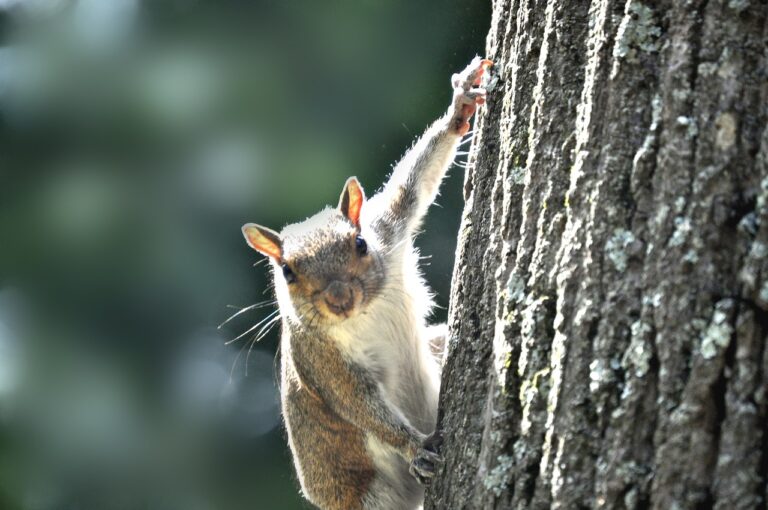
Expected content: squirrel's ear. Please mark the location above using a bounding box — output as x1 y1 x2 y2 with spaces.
338 176 365 227
242 224 282 260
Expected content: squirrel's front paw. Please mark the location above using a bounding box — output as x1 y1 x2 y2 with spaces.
408 431 444 486
450 57 493 136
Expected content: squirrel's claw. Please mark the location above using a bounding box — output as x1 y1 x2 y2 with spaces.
409 447 443 486
450 57 492 135
451 56 493 91
422 429 444 453
409 431 445 486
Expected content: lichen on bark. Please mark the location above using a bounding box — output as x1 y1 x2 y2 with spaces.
426 0 768 508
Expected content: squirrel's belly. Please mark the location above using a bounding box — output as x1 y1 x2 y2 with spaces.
339 305 439 434
378 330 440 434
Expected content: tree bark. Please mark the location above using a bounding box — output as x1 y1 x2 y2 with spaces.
426 1 768 509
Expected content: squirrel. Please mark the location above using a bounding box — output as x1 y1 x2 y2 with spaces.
241 57 491 510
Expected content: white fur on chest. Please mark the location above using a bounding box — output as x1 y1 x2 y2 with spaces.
331 281 419 394
329 245 440 429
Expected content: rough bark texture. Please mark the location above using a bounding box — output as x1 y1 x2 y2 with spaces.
426 1 768 508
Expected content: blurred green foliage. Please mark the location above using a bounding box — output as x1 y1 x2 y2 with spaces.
0 1 489 508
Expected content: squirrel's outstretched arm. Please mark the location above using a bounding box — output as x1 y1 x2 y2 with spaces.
369 58 491 243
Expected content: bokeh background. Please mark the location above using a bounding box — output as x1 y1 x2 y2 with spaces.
0 1 490 508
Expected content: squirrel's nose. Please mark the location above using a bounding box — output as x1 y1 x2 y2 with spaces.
323 281 354 314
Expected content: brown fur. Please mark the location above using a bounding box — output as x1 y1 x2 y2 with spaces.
285 229 379 324
283 356 375 509
282 327 421 509
241 58 491 509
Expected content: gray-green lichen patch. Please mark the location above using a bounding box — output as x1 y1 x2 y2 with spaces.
699 301 734 359
589 359 615 392
691 318 708 333
654 204 670 229
676 115 698 138
698 62 718 76
615 2 661 56
483 454 514 496
606 229 636 272
682 249 699 264
674 197 686 214
757 177 768 213
669 216 692 247
728 0 750 12
738 212 757 236
642 292 662 308
672 89 690 102
622 320 653 377
760 281 768 303
649 94 662 125
740 239 765 288
611 2 661 77
751 241 767 259
509 166 526 185
505 272 526 304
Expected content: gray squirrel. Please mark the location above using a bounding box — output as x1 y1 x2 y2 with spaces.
241 57 491 510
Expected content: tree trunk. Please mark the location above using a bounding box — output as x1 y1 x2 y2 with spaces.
426 1 768 509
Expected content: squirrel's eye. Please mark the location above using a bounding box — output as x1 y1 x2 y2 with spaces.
282 264 296 284
355 235 368 256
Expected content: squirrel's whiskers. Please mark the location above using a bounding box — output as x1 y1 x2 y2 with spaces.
238 57 491 510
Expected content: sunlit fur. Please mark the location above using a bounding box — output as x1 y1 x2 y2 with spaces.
270 205 441 508
337 240 440 509
253 57 489 510
272 205 440 426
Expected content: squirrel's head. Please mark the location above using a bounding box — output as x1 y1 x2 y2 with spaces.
242 177 385 327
